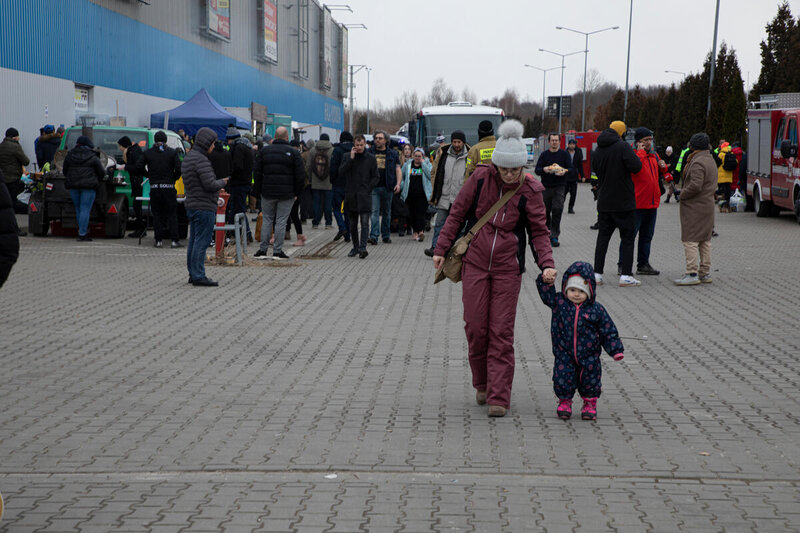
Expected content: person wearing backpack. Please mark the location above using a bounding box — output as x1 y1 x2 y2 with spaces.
715 142 736 210
307 134 334 229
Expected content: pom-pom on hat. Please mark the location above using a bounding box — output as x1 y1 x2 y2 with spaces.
491 119 528 168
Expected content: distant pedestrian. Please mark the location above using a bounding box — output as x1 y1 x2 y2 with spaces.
534 133 572 247
340 134 379 258
63 136 105 242
619 127 664 276
399 147 432 241
536 261 624 421
714 141 735 209
367 131 401 245
181 127 228 286
307 133 334 229
0 171 20 288
130 130 183 248
0 127 31 234
35 124 61 170
663 145 680 203
330 131 354 242
253 126 305 260
117 136 146 238
433 120 556 417
464 120 496 180
425 130 468 257
591 121 643 287
226 126 254 242
565 138 584 214
675 133 717 286
299 139 314 222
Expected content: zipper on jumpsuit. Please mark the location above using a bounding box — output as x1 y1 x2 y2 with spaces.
487 189 505 271
573 303 582 383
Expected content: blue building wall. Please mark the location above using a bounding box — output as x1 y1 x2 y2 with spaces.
0 0 343 129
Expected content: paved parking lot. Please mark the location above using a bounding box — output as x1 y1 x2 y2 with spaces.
1 184 799 532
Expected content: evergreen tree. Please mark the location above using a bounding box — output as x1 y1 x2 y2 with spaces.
752 1 797 100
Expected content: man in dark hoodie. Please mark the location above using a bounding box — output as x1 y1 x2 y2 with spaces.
63 136 106 241
330 131 353 241
591 120 643 287
129 130 182 248
181 127 228 286
226 126 254 242
0 170 20 288
117 136 146 238
35 125 62 170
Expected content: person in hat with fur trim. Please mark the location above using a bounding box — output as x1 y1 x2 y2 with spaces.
433 119 556 418
536 261 624 421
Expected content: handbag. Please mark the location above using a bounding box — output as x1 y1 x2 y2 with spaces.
434 177 524 284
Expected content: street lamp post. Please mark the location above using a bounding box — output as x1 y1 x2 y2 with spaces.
707 0 721 118
348 64 367 133
366 67 371 135
556 25 619 131
539 48 583 134
624 0 633 123
524 64 560 131
664 70 687 79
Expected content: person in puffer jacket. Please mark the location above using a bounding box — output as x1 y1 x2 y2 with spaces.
536 261 624 421
433 120 556 418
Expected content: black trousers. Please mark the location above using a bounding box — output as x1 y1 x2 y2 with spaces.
542 185 565 239
130 174 144 230
565 181 578 211
348 211 370 251
285 198 302 235
406 191 428 233
594 210 636 276
150 187 178 241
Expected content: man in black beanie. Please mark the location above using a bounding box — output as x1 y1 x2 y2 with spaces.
330 131 354 241
465 120 496 179
128 131 182 248
117 135 146 238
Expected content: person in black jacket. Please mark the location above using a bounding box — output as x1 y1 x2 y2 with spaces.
35 125 62 170
252 126 305 259
0 169 20 288
534 133 573 246
340 134 379 258
130 131 182 248
63 136 106 241
226 126 254 242
591 121 643 287
565 139 584 214
118 136 146 238
330 131 353 242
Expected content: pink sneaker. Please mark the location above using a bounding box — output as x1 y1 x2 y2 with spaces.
293 234 306 247
581 397 597 420
557 398 572 419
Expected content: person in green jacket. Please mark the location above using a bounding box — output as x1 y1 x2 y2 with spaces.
0 128 31 236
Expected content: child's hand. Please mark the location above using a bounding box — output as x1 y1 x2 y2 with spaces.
542 268 557 284
613 353 624 362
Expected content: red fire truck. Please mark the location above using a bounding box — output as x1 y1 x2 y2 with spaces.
746 93 800 223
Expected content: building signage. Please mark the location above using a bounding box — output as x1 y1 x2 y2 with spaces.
262 0 278 62
320 8 332 89
74 87 89 113
251 102 268 123
207 0 231 41
340 26 348 98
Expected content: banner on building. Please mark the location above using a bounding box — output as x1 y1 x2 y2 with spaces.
340 25 348 98
261 0 278 63
205 0 231 41
320 8 333 90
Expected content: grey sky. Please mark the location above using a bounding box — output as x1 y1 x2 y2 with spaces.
332 0 792 112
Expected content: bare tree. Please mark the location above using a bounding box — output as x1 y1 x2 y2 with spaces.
461 86 477 104
428 78 458 106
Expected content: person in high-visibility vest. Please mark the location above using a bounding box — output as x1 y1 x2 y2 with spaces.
465 121 497 180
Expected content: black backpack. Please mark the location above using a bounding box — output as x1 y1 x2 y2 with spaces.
722 151 738 171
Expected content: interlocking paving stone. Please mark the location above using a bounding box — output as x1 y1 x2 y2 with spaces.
2 186 800 531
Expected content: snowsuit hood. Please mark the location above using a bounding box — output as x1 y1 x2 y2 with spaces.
561 261 596 305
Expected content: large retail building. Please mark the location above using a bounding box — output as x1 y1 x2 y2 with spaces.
0 0 347 166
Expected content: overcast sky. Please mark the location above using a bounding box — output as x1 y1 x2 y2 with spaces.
331 0 795 111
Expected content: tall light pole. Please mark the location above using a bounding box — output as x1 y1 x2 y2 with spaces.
665 70 687 79
539 48 583 134
524 64 560 131
623 0 633 123
366 67 371 135
556 25 619 131
707 0 721 118
348 64 367 133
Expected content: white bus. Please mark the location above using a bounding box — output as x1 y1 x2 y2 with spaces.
410 102 504 149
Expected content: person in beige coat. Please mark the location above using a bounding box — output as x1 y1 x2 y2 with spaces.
675 133 718 286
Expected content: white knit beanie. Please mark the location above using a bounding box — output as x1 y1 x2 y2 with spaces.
491 119 528 168
565 274 591 297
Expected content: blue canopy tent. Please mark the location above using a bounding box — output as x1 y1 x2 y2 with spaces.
150 88 250 139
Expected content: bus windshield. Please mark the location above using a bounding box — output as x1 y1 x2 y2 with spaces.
418 114 503 148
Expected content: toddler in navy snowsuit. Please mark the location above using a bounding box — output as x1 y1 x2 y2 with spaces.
536 261 624 420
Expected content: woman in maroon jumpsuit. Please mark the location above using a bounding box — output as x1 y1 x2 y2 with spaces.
433 120 557 417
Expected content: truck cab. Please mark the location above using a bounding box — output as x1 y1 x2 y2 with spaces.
746 93 800 222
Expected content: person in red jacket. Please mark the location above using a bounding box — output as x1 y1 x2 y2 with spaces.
730 143 744 191
433 120 556 417
619 127 665 276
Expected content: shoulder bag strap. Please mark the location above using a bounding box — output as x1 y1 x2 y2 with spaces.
462 176 524 244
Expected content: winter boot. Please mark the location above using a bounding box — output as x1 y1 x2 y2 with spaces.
581 397 597 420
557 399 572 420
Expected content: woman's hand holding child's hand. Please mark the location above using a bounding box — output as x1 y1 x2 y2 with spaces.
542 268 557 284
